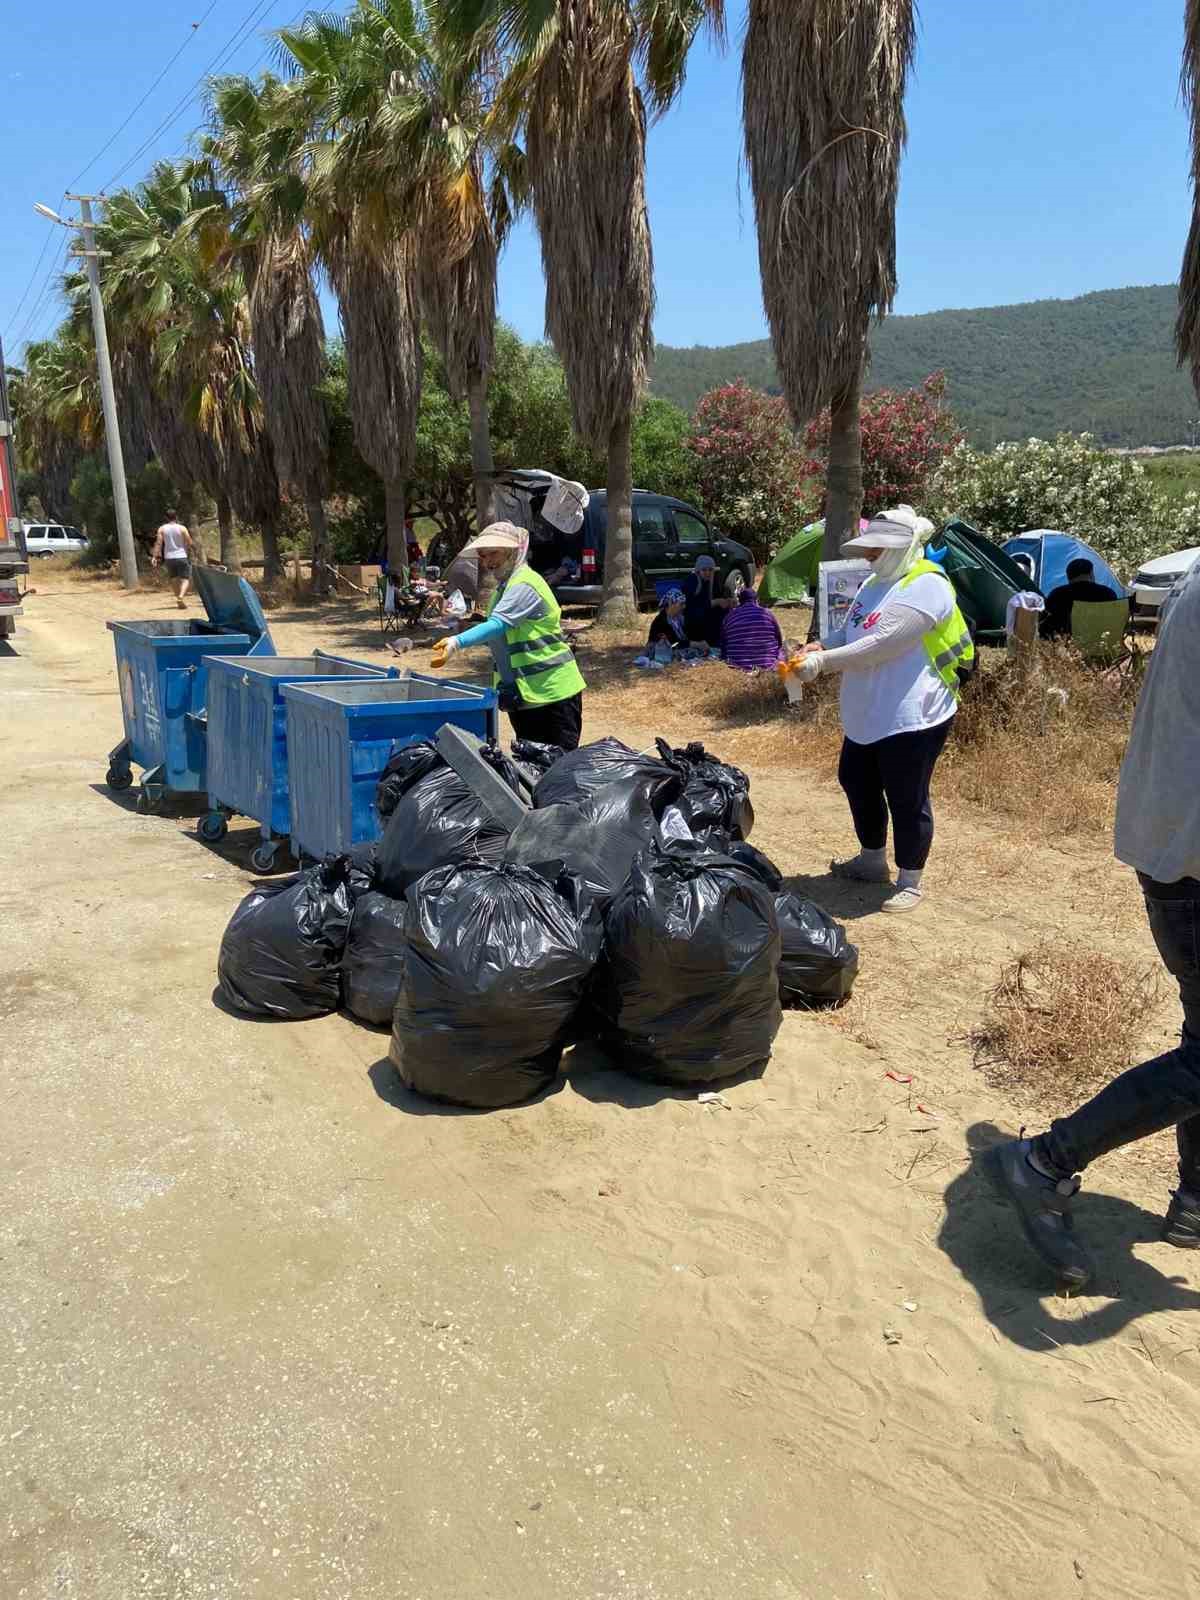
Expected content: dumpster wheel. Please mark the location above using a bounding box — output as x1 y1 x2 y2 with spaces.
105 765 133 792
250 841 279 874
198 811 229 844
136 789 164 816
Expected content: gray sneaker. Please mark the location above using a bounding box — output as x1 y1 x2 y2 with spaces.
830 853 891 884
983 1136 1094 1291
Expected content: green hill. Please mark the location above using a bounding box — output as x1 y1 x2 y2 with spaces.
651 285 1200 449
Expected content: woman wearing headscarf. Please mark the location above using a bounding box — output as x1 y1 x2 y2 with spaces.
681 555 733 648
431 521 587 750
646 588 688 657
792 505 974 913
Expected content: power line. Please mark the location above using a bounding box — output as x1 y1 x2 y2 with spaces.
12 237 72 357
2 223 57 346
67 0 224 192
102 0 287 191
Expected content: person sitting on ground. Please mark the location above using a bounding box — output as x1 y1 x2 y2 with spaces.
151 511 194 609
682 555 733 648
721 586 785 671
646 589 688 657
1041 556 1119 639
544 555 581 592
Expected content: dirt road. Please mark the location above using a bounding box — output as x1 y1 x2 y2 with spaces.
4 577 1200 1600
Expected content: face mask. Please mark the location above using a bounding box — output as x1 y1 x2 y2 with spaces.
868 545 916 585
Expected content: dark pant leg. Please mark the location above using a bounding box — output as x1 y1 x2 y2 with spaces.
873 718 954 871
508 691 583 753
837 737 888 852
1042 882 1200 1180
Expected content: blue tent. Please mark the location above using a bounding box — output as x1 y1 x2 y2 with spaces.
1002 531 1128 598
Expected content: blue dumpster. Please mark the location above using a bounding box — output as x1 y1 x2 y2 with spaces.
282 672 499 860
200 650 397 871
105 568 275 813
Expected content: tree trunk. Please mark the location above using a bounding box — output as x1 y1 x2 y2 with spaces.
307 496 330 598
599 414 637 624
384 475 410 581
217 495 240 573
467 370 496 531
260 517 283 585
823 365 864 564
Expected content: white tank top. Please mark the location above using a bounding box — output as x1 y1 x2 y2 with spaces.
160 522 188 559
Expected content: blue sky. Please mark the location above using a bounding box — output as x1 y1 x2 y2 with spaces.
0 0 1192 358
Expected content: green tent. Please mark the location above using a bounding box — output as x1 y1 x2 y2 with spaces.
926 519 1036 646
759 522 824 604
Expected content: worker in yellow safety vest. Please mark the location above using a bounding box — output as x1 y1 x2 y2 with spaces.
791 505 974 914
431 521 587 750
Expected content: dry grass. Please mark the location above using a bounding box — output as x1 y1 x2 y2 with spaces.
967 943 1161 1110
940 645 1144 838
573 626 1145 843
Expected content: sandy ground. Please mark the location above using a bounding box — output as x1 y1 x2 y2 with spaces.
4 574 1200 1600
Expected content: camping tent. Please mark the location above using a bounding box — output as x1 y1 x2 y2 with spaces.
926 519 1036 645
759 520 868 605
1002 531 1127 598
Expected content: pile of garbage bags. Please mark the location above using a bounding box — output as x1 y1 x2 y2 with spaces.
216 734 859 1107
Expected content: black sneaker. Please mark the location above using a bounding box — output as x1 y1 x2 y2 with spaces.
983 1137 1094 1291
1163 1187 1200 1248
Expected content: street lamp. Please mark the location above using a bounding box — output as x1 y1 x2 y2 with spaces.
33 195 138 590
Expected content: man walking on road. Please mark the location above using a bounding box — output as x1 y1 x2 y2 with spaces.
152 511 194 608
988 557 1200 1290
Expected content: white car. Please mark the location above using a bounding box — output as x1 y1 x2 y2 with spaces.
1131 547 1200 616
23 523 88 558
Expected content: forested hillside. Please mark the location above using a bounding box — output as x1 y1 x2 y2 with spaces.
651 285 1198 448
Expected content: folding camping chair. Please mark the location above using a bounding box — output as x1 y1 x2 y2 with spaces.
377 573 402 637
1071 598 1133 671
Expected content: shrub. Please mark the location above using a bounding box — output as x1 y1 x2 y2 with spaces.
929 431 1200 574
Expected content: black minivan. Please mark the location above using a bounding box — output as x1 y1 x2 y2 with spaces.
498 471 756 607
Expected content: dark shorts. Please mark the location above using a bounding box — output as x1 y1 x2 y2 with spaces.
165 557 191 579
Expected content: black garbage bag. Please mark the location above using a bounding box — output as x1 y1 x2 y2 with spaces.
661 812 782 891
504 796 654 914
478 741 527 796
376 739 444 820
345 839 379 901
655 738 754 840
377 763 514 897
532 736 682 817
775 891 859 1005
511 738 566 775
391 862 603 1108
594 841 782 1085
342 891 408 1025
218 857 354 1020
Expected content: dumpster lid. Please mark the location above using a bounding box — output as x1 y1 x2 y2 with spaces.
195 566 272 641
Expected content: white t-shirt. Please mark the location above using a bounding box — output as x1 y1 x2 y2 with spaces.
839 570 957 745
159 522 188 560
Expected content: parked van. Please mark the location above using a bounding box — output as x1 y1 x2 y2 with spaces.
23 524 88 558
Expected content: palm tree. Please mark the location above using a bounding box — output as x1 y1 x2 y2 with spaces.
742 0 915 564
9 329 98 520
195 74 334 592
276 17 427 576
446 0 719 621
97 163 286 579
1178 2 1200 397
304 0 527 532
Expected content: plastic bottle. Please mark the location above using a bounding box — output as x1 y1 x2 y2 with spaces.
777 655 806 704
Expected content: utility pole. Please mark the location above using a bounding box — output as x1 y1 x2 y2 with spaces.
34 196 138 589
